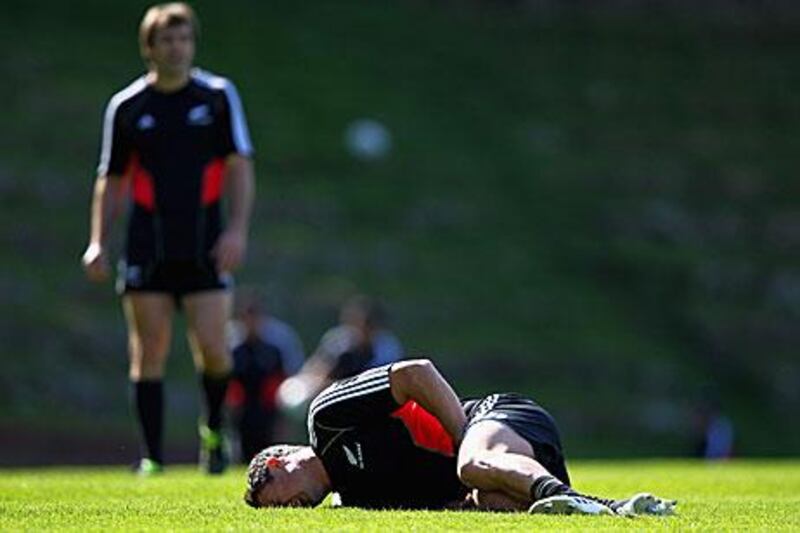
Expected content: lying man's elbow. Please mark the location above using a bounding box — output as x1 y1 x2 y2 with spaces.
389 358 436 403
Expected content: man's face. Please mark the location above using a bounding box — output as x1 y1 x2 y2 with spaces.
241 309 263 340
147 23 194 75
254 460 325 508
341 310 371 344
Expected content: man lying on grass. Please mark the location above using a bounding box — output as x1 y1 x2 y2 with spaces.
244 359 676 516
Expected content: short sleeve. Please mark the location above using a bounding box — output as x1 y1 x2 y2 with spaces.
215 80 254 157
97 98 133 177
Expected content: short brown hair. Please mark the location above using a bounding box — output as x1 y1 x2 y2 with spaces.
244 445 306 508
138 2 199 59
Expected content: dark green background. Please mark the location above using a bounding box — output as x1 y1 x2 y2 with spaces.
1 1 798 462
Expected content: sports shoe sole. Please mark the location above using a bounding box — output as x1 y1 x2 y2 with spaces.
529 495 614 515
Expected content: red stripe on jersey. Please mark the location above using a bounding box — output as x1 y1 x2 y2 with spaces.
127 154 155 210
201 158 225 205
391 401 454 456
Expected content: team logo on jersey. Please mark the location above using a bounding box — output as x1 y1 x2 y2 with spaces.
187 104 212 126
342 443 364 469
137 114 156 131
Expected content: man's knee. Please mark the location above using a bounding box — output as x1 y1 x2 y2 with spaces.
192 336 231 373
457 452 495 489
129 328 170 360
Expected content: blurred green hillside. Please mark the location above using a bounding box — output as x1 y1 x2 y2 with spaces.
1 0 798 462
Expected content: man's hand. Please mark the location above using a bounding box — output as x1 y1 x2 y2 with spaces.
212 228 247 273
82 242 110 282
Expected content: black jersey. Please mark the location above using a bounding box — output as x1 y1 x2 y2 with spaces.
97 68 253 263
307 365 467 509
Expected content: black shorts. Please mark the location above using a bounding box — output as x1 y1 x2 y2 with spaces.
464 393 571 485
116 259 233 301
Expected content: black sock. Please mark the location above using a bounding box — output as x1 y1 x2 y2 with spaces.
530 474 617 508
530 474 579 501
132 380 163 464
200 373 229 431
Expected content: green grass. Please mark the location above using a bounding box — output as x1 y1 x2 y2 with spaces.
2 460 799 531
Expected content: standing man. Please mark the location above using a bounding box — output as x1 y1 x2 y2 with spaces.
81 2 255 475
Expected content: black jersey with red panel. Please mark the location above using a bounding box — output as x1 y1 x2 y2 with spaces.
306 364 467 509
97 68 253 263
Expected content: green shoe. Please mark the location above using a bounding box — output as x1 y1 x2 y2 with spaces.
199 425 229 475
135 458 163 476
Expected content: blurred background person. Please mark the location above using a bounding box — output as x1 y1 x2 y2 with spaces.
226 287 305 463
692 391 734 460
80 3 255 474
277 295 403 418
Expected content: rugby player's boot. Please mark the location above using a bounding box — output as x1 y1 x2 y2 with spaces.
134 457 163 476
199 425 229 475
611 493 677 517
528 494 614 515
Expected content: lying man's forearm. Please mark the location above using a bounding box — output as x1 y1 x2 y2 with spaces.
389 359 467 447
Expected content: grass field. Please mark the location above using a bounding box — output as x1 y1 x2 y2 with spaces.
1 460 798 531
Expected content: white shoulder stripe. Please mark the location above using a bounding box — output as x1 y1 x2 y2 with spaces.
308 370 389 414
310 382 392 422
97 76 148 175
191 68 253 155
308 376 391 420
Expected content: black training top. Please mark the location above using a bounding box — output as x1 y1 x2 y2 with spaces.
307 364 469 509
96 68 253 263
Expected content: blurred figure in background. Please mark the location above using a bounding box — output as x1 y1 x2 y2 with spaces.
226 288 305 463
693 392 734 460
277 294 403 418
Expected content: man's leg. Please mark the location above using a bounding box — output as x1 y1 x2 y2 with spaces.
123 293 175 471
457 420 551 511
183 290 233 473
457 420 613 514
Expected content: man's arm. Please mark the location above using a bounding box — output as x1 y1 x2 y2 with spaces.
82 173 126 282
212 153 254 272
277 325 358 412
389 359 467 448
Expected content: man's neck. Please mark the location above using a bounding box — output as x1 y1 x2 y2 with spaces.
148 69 191 93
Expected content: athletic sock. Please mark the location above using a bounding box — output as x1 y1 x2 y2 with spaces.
530 474 579 501
200 373 230 432
132 380 164 464
530 474 617 508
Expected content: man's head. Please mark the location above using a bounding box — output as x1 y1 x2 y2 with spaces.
245 444 330 508
139 2 198 74
234 286 269 340
339 295 386 340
